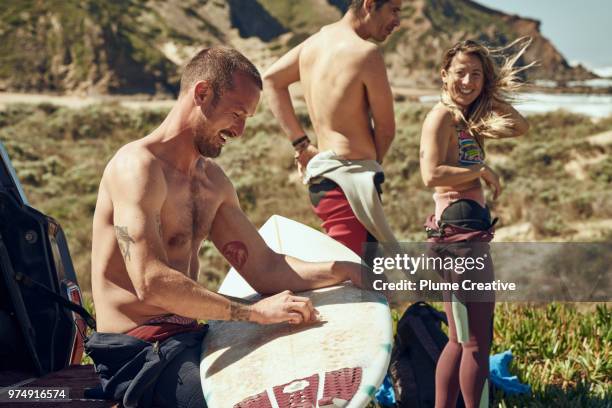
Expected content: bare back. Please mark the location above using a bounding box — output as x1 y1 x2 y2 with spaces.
91 140 226 333
299 25 390 160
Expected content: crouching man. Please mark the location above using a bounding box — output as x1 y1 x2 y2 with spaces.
88 47 362 408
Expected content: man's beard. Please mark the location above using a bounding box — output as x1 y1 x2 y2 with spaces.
195 134 221 158
193 118 221 158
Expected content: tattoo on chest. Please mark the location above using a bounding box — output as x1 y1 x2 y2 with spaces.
114 226 135 261
229 301 251 321
221 241 249 270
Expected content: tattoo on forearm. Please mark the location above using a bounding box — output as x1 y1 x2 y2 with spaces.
229 301 251 321
221 241 249 270
420 150 425 158
114 226 135 261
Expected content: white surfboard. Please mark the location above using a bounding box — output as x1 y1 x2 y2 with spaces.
201 215 393 408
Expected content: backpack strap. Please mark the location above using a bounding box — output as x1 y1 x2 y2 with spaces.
430 305 448 325
14 271 96 330
390 349 419 406
396 302 448 360
406 314 442 363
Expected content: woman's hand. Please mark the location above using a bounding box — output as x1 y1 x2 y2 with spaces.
480 164 502 200
492 99 530 137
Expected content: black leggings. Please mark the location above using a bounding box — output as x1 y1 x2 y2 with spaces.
153 341 206 408
435 199 494 408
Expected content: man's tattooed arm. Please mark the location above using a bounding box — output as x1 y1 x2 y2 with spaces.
221 241 249 270
114 226 135 261
223 294 253 321
229 301 252 321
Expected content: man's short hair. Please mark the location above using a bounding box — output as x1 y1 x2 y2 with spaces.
349 0 392 11
179 47 262 103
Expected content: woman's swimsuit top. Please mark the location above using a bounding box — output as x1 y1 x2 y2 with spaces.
457 127 484 166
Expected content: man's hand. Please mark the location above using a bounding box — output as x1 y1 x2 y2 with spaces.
332 261 366 289
480 165 502 200
294 144 319 177
249 290 319 325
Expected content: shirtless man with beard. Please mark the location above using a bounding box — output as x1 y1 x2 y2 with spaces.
264 0 402 260
87 47 362 408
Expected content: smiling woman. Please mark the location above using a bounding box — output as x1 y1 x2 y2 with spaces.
442 52 484 109
419 38 533 408
439 38 533 143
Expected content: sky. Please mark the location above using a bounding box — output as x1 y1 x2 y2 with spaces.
475 0 612 70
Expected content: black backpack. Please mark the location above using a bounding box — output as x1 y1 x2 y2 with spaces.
389 302 465 408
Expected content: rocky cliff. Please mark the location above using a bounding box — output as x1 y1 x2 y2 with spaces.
0 0 594 94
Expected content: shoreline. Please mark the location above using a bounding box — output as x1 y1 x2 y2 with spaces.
1 89 611 119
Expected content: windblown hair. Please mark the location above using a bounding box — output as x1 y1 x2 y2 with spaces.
349 0 392 12
440 37 534 149
180 46 262 104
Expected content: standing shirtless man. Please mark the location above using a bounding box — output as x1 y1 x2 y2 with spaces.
264 0 402 259
88 47 361 408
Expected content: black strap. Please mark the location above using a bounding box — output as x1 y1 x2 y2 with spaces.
409 301 447 324
291 134 310 148
14 272 96 330
406 313 442 363
438 218 491 231
429 304 448 325
389 355 420 407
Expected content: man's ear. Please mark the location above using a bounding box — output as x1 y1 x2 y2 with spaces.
363 0 375 13
441 69 448 87
194 80 214 108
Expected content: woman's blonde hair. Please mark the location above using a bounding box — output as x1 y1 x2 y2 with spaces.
440 37 534 149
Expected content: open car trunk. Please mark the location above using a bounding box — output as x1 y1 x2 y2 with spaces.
0 141 114 406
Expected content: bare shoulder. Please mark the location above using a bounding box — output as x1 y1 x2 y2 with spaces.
424 103 454 129
361 41 381 56
198 159 236 200
104 143 166 205
357 43 386 74
299 26 330 58
355 40 381 61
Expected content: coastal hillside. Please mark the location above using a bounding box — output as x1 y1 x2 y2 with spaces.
1 102 610 291
0 0 593 94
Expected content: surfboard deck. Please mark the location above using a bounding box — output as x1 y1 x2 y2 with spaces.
200 215 392 408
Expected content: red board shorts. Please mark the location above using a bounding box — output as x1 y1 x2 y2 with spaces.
308 175 383 262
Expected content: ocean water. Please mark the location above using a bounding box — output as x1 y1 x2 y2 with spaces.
514 92 612 118
535 78 612 89
419 92 612 118
591 66 612 78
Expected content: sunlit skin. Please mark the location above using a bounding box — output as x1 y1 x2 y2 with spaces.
263 0 402 172
91 69 364 334
417 41 534 408
192 74 259 158
420 49 531 204
419 52 491 196
441 52 485 111
369 0 402 42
